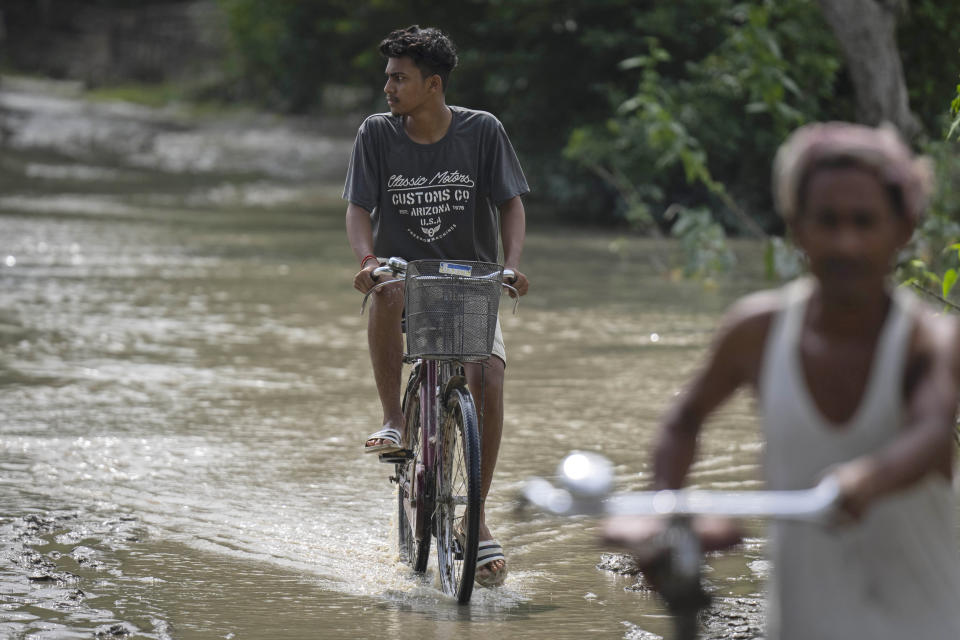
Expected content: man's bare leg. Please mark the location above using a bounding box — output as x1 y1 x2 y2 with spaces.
365 284 405 448
465 356 506 578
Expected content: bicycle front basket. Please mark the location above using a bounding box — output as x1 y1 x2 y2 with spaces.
404 260 503 361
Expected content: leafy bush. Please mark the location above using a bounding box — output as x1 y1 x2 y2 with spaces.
564 1 843 235
897 138 960 306
667 206 736 279
950 83 960 141
897 1 960 137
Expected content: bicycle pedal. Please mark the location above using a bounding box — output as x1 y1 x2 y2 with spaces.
379 449 414 463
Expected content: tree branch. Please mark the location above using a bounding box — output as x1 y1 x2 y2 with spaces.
908 282 960 313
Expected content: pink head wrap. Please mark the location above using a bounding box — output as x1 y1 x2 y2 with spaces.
773 121 933 224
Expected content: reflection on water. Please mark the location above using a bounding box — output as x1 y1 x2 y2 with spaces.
4 82 940 640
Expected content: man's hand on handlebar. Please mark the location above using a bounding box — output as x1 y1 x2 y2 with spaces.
504 269 529 298
825 457 881 523
353 262 380 294
353 262 402 294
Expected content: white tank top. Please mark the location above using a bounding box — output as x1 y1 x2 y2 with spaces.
758 278 960 640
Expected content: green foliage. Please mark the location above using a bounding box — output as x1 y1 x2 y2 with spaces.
763 236 805 281
896 138 960 308
897 1 960 137
943 262 958 299
564 1 843 234
950 84 960 141
666 206 736 278
218 1 354 112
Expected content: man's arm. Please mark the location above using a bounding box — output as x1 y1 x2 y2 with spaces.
346 203 378 293
499 195 528 297
831 314 960 518
604 294 775 558
654 296 775 489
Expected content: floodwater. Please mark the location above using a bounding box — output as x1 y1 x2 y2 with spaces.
1 80 954 640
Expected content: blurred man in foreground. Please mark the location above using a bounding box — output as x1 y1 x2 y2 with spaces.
606 122 960 639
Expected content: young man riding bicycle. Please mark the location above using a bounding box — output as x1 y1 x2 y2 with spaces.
606 122 960 638
344 25 528 587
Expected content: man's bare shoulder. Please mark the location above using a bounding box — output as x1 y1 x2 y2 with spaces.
703 286 789 387
718 288 785 341
910 300 960 375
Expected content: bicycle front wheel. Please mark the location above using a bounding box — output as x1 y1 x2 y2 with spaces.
398 367 430 573
435 385 482 604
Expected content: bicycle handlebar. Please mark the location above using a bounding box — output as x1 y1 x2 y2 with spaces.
370 256 410 283
370 257 517 285
521 451 841 525
361 257 520 315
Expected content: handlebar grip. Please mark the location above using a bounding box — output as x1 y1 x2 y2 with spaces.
370 265 392 283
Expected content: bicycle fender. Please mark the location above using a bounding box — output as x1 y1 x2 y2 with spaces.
442 374 468 400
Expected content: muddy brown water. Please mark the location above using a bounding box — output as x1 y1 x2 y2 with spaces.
2 83 957 639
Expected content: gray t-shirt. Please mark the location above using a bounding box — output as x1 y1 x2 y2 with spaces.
342 106 529 263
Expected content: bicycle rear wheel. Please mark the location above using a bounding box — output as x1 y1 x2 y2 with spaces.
397 367 430 573
435 385 482 603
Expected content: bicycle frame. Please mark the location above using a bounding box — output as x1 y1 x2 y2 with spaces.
402 359 471 551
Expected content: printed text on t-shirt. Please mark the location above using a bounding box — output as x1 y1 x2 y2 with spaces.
386 171 475 243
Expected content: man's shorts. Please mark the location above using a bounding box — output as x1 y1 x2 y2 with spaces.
492 317 506 365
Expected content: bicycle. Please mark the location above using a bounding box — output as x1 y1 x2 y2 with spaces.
521 451 841 639
362 257 517 604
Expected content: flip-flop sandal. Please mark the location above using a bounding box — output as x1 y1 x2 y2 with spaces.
363 427 402 454
454 525 507 587
475 540 507 587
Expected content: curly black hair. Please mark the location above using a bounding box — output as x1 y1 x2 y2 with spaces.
379 25 458 91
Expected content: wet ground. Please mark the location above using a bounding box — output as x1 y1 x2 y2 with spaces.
2 77 955 639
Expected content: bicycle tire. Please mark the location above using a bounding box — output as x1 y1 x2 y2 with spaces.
397 367 430 573
434 385 482 604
